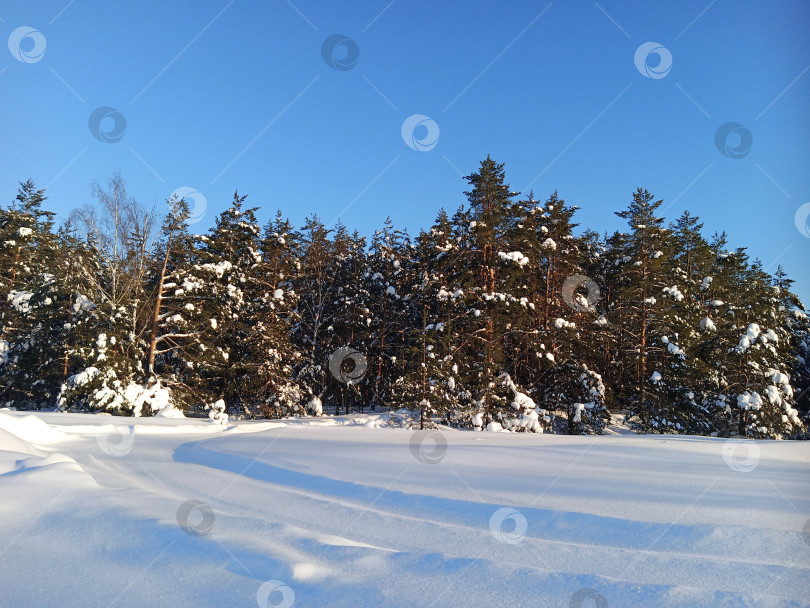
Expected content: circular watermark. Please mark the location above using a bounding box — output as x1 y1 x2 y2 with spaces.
570 588 608 608
176 499 215 536
489 507 528 545
634 42 671 79
714 122 752 159
401 114 440 152
256 580 295 608
328 346 368 385
170 187 207 225
89 106 127 143
561 274 601 312
721 439 760 473
409 430 448 464
8 26 46 63
96 425 135 457
321 34 359 71
794 202 810 238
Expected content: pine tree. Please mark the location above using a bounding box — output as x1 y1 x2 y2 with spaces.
291 216 339 410
144 196 192 383
0 180 59 408
181 192 276 418
644 211 712 434
612 188 681 432
1 160 806 439
253 211 302 417
690 235 751 433
392 212 462 427
773 267 810 432
364 218 410 410
724 259 803 438
449 157 536 430
326 223 370 414
508 191 606 433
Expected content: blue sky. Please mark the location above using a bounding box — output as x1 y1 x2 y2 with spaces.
2 0 808 301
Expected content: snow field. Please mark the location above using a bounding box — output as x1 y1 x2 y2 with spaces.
0 410 808 607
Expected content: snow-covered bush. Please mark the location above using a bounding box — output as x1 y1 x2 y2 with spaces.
58 371 172 417
495 373 550 433
207 399 229 425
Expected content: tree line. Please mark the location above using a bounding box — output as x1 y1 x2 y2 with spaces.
1 157 808 438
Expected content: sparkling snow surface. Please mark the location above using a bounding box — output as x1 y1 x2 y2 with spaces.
0 410 808 607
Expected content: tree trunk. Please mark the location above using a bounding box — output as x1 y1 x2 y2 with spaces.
145 231 174 382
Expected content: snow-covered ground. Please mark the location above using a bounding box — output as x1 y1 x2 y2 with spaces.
0 409 808 607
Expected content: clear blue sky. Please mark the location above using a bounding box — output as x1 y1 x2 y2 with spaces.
2 0 808 301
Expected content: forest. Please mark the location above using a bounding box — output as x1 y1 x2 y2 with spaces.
1 157 808 438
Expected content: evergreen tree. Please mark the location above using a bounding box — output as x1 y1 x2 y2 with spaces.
327 223 370 414
654 211 717 434
724 259 803 438
449 157 537 430
253 211 302 417
0 180 59 408
364 218 410 410
182 192 276 418
612 188 682 432
509 191 606 433
292 216 339 410
392 211 462 427
0 160 805 438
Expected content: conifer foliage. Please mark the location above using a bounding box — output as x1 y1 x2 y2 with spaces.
0 160 806 438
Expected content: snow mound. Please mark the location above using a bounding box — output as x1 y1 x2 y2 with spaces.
15 453 83 474
0 411 68 445
0 426 46 474
0 426 43 456
155 405 186 418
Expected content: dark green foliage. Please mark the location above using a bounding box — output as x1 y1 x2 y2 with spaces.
0 165 805 438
